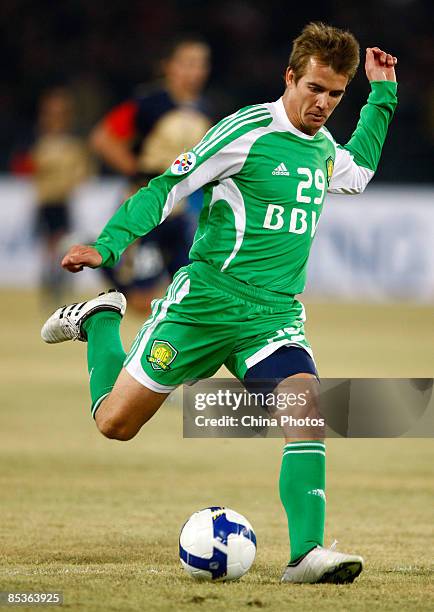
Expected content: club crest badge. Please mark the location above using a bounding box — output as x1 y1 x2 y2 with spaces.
326 156 334 185
147 340 178 371
171 151 197 175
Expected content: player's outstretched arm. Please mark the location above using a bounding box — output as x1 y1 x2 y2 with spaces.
62 244 102 273
328 46 398 195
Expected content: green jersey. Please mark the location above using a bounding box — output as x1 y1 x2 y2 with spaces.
94 81 397 296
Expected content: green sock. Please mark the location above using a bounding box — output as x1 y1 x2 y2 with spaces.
279 440 326 562
82 311 126 418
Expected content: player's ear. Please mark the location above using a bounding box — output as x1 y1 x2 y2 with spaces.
285 67 295 88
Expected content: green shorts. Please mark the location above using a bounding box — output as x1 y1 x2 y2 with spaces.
124 261 313 392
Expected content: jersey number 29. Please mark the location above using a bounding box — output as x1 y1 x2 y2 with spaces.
296 168 326 205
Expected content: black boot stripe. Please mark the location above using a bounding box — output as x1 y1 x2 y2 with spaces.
287 546 318 567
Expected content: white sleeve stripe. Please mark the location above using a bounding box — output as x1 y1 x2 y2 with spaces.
212 103 267 128
193 105 268 152
210 103 266 130
197 114 271 157
195 108 270 155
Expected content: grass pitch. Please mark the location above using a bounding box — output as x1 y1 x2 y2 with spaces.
0 290 433 611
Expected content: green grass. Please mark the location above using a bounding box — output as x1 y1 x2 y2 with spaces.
0 290 433 610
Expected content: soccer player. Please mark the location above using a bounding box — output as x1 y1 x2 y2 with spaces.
89 37 212 315
42 23 398 583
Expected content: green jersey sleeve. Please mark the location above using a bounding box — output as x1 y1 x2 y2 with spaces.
325 81 397 194
94 104 273 267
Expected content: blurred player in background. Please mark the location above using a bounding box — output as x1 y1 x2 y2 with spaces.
89 37 212 315
30 88 92 305
42 24 397 583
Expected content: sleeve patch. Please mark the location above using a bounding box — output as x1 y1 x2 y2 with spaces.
170 151 197 175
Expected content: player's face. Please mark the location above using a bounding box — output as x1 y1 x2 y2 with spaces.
165 43 210 95
283 57 348 136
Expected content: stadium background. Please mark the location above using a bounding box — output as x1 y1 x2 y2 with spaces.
1 1 433 610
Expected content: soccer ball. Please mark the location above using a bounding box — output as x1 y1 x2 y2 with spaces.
179 506 256 581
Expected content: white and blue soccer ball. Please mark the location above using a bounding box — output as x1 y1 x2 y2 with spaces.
179 506 257 581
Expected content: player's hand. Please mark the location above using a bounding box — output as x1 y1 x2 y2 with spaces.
61 244 102 273
365 47 397 82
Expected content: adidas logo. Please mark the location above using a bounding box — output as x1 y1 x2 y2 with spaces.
272 162 289 176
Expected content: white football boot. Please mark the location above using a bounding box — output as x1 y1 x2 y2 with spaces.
281 542 364 584
41 290 126 344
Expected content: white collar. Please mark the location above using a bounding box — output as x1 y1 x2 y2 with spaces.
272 97 317 140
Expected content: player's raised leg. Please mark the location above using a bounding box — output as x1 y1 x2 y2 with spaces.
41 290 169 440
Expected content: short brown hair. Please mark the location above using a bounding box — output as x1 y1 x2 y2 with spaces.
289 22 360 82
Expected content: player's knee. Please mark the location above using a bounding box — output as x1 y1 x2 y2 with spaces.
97 415 136 441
